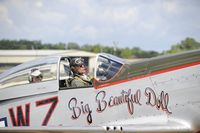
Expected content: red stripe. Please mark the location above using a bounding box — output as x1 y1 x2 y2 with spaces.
95 61 200 89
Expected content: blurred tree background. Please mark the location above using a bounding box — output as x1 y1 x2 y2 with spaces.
0 37 199 58
165 38 200 54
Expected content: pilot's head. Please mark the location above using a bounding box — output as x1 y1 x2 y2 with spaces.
29 68 43 83
70 57 86 75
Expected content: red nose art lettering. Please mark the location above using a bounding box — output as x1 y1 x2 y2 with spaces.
8 103 30 126
68 97 92 124
96 91 107 113
145 87 172 114
96 89 142 115
36 96 58 126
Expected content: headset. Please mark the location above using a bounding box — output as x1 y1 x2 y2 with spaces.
28 68 43 83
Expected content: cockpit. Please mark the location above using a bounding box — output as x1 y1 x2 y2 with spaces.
0 53 125 100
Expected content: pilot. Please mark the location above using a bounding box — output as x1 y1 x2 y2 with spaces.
29 68 43 83
69 57 92 87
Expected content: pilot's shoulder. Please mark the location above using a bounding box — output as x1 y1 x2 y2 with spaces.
70 77 85 87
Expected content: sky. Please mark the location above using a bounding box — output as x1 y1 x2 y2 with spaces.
0 0 200 52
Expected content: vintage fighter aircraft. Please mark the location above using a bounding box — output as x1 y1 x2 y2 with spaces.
0 49 200 133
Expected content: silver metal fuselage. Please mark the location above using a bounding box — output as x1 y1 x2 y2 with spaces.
0 50 200 133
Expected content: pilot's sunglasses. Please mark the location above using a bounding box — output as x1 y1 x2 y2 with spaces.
35 76 42 79
78 64 85 68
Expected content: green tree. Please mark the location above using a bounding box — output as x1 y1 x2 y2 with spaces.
91 44 102 53
120 47 132 58
103 46 114 55
66 42 80 50
166 37 200 54
81 44 93 52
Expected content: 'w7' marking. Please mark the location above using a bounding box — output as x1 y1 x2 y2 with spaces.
36 96 58 126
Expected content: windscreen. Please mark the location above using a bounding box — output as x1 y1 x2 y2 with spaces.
95 55 123 81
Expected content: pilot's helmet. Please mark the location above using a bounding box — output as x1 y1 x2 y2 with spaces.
29 68 43 83
70 57 84 67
